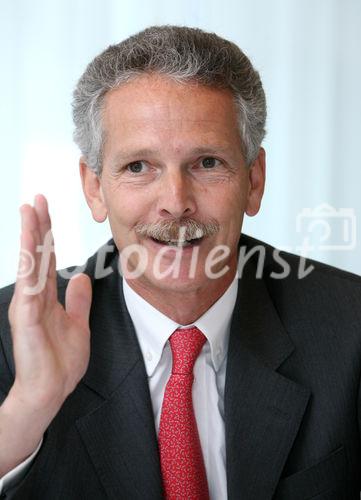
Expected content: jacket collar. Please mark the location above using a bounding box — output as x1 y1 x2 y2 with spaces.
77 243 163 499
225 247 310 499
76 237 310 499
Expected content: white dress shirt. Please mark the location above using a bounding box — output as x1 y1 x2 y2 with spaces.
0 439 42 494
123 276 238 500
0 276 238 499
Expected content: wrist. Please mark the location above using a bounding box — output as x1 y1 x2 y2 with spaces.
7 380 66 417
0 392 50 477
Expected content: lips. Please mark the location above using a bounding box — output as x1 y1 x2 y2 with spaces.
150 236 203 247
134 217 220 252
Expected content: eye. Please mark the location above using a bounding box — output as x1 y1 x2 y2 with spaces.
126 161 147 173
201 157 221 169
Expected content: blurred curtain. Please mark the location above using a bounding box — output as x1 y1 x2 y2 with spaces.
1 0 360 287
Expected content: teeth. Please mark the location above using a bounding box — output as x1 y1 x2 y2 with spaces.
166 240 191 247
152 236 203 246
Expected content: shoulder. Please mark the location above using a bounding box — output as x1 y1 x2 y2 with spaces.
0 239 118 380
239 232 361 290
0 238 118 305
240 233 361 314
240 233 361 352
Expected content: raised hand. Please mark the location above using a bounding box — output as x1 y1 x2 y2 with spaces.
0 194 92 476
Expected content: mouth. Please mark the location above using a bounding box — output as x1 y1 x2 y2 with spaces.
149 236 204 248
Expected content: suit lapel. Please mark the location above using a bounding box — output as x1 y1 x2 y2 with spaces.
72 238 310 499
75 247 163 500
225 257 310 500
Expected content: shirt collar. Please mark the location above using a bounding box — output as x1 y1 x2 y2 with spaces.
122 277 238 376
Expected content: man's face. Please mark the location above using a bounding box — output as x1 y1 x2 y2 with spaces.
81 75 265 296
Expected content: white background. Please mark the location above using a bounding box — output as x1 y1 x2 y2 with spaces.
1 0 360 287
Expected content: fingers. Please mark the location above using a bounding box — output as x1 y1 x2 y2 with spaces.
15 205 40 293
33 195 56 282
65 274 92 330
15 195 56 300
33 195 52 245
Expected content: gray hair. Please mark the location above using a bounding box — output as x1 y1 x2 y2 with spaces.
72 25 266 175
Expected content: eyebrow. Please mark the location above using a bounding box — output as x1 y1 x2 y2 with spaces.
110 145 233 166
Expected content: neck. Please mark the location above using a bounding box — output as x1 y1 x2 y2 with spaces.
125 269 236 324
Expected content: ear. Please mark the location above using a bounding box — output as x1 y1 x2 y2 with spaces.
79 158 108 222
245 147 266 217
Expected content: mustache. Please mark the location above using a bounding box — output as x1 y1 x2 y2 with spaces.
134 218 219 241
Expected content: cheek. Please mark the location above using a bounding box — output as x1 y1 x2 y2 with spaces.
108 205 138 229
102 183 139 221
214 186 245 220
105 193 154 235
211 189 245 242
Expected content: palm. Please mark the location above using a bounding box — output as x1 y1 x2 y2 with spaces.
8 195 92 410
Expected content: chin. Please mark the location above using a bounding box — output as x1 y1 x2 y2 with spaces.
145 269 210 293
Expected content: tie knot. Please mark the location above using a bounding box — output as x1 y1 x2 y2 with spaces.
169 326 207 375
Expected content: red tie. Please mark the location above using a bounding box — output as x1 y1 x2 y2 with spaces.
158 326 210 500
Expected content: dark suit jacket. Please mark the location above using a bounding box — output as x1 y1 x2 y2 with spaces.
1 234 361 499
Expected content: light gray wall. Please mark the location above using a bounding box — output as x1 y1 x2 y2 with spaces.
1 0 360 287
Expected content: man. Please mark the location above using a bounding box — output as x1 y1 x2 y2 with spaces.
0 25 360 499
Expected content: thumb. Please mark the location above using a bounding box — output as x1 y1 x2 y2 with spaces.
65 273 92 328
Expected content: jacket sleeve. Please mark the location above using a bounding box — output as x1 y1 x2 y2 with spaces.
0 284 16 403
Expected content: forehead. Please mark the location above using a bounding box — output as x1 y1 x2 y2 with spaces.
102 75 242 151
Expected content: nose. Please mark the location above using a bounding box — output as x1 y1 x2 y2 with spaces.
157 168 196 219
